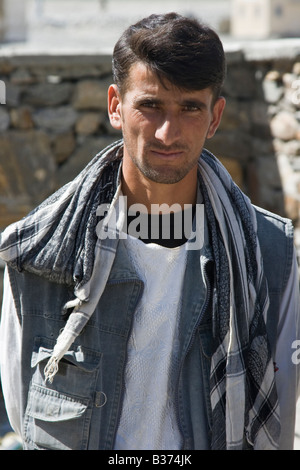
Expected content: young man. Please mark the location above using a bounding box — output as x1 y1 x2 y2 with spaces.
0 13 299 450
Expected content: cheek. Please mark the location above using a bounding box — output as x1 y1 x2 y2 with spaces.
123 121 142 146
125 118 155 145
122 120 146 157
182 119 209 145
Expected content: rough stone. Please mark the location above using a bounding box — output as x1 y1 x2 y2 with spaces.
75 112 102 135
258 185 286 217
251 137 275 157
270 111 299 140
0 130 55 206
223 65 257 99
218 156 244 188
282 140 300 157
293 62 300 76
10 67 35 85
5 83 21 107
262 71 284 103
0 60 13 75
206 130 252 161
282 72 295 88
245 160 260 206
0 107 10 131
8 55 112 81
219 100 251 131
10 106 34 129
23 82 73 107
32 106 78 133
56 136 116 188
250 101 271 127
257 155 283 190
51 131 76 164
276 153 300 220
72 78 111 110
284 194 300 222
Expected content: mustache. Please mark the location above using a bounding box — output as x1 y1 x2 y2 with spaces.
145 141 188 153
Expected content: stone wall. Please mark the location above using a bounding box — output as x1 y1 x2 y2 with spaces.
1 41 300 304
0 52 119 229
210 41 300 257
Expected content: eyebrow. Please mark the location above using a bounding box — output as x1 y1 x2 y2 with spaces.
133 95 208 109
180 99 208 109
133 96 162 105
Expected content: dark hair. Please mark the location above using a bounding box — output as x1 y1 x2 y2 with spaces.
112 12 226 101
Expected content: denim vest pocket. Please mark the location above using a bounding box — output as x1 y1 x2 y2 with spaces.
23 337 102 450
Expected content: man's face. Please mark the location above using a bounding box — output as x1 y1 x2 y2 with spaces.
108 62 225 186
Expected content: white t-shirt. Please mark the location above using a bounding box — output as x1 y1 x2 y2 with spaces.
114 235 187 450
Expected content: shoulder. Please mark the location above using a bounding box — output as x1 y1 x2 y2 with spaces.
254 205 294 240
254 205 295 293
7 265 72 319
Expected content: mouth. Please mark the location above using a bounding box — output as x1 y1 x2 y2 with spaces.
150 149 184 160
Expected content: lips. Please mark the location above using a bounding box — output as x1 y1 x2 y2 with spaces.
150 149 185 159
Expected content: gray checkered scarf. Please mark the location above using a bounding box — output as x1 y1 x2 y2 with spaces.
0 140 280 450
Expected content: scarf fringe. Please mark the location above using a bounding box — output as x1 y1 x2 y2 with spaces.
44 325 78 383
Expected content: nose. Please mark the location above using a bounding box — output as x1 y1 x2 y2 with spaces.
155 113 181 146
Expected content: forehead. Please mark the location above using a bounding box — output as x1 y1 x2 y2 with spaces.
126 62 164 90
123 62 214 104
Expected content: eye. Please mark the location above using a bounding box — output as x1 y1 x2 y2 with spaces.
182 104 201 112
140 101 159 109
181 99 207 113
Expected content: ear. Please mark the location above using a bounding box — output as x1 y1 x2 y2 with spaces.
108 84 122 131
207 97 226 139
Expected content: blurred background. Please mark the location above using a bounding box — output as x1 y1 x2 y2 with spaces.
1 0 231 51
1 0 300 50
0 0 300 450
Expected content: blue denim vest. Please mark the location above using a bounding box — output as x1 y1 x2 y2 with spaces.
7 206 294 450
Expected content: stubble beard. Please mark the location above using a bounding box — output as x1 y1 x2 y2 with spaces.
124 140 200 185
